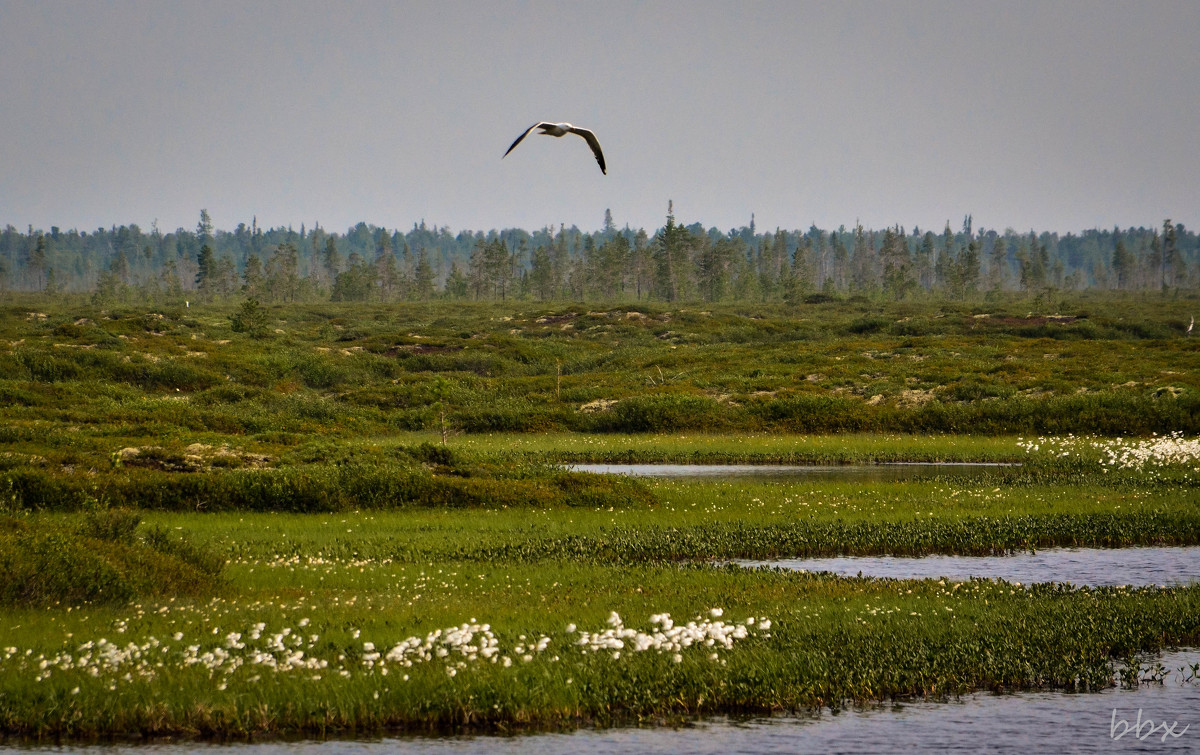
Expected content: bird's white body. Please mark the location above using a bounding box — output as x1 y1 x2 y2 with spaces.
537 122 573 137
503 121 606 174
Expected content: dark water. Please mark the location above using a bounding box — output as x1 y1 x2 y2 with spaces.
15 650 1199 753
737 545 1200 588
569 462 1016 482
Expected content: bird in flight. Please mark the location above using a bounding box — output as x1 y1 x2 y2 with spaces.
503 122 606 174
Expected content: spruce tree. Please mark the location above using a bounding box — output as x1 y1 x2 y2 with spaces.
195 244 216 299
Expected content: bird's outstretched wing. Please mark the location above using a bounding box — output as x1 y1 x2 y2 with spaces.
503 122 552 159
568 127 606 174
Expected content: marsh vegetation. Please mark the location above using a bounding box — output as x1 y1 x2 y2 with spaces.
0 296 1197 741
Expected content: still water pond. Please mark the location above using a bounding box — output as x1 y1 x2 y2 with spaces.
738 545 1200 588
569 462 1016 482
18 650 1199 754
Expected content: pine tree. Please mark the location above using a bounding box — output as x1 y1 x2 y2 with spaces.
602 208 616 238
110 248 130 286
376 252 400 301
443 260 467 299
335 252 376 301
195 244 216 299
215 255 237 297
916 231 936 291
881 226 914 300
94 269 121 305
830 230 848 292
230 298 268 336
377 228 393 259
26 233 47 290
322 237 342 285
484 239 512 299
1016 235 1047 292
606 234 630 299
266 242 300 302
698 236 734 303
756 235 776 300
632 229 652 300
653 202 691 302
44 267 60 296
849 224 874 294
161 259 184 301
242 254 264 297
731 240 761 301
956 241 981 299
784 236 813 304
1111 234 1134 290
530 245 554 301
935 223 956 293
552 224 569 299
414 248 435 300
196 209 214 242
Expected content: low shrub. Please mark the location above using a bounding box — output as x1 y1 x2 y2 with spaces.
0 514 222 606
592 394 731 432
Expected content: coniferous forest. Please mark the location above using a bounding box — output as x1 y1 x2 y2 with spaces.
1 207 1197 305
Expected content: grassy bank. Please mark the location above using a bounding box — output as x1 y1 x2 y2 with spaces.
155 477 1200 563
2 552 1198 739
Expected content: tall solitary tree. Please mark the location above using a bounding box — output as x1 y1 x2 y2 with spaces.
195 244 216 299
196 209 214 243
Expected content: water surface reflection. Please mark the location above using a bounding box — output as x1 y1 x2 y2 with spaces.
569 462 1016 482
738 545 1200 587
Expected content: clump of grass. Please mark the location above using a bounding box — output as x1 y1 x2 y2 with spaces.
0 512 223 607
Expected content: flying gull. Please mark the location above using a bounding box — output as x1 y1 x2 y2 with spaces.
503 122 606 174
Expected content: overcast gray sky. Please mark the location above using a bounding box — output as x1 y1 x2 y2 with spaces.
1 0 1197 236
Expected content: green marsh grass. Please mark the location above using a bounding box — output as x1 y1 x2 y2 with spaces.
2 298 1198 449
2 544 1198 739
3 298 1200 740
2 473 1198 739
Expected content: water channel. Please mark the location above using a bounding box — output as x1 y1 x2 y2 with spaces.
569 462 1018 482
738 545 1200 588
578 463 1200 588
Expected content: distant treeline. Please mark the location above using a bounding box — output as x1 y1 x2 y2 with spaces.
1 208 1196 304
